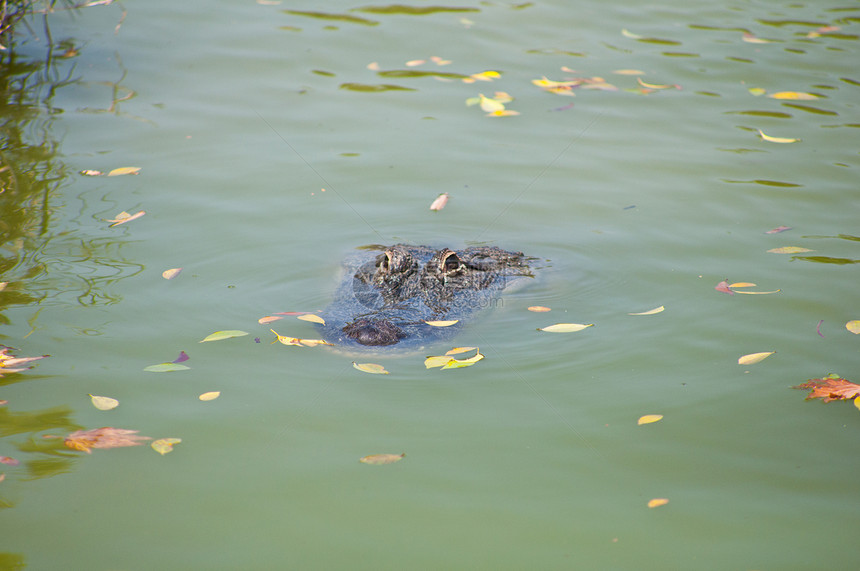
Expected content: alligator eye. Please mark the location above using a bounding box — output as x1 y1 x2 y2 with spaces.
441 251 462 273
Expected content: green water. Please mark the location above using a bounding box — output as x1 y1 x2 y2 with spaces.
1 0 859 569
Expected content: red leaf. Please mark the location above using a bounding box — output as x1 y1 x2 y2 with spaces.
715 280 734 295
64 427 152 454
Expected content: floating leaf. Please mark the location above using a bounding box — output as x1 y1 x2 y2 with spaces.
107 166 141 176
429 192 449 211
463 70 500 83
647 498 669 508
0 346 50 376
405 59 425 66
107 210 146 227
0 456 20 466
629 306 664 316
200 330 248 343
270 329 332 347
765 226 791 234
538 323 593 333
768 91 818 100
64 427 151 454
758 129 799 143
729 282 756 288
80 169 104 176
353 362 390 374
162 268 183 280
621 29 642 39
89 394 119 411
738 351 775 365
199 391 221 401
715 280 734 295
424 355 456 369
144 362 191 373
636 77 679 90
846 320 860 334
742 33 771 44
613 69 645 75
793 375 860 402
748 87 767 96
424 319 458 327
767 246 813 254
151 438 181 455
173 351 190 363
734 288 780 295
359 453 405 465
446 347 477 355
527 306 551 312
258 315 285 324
638 414 663 425
478 93 505 113
441 352 484 369
297 313 326 325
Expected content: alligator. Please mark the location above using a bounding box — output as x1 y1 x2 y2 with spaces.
318 244 534 349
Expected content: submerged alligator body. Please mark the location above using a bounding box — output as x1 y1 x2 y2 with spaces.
318 244 534 350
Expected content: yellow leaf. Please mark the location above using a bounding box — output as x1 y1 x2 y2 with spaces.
359 453 405 465
466 70 500 82
424 355 455 369
767 246 813 254
636 77 677 90
758 129 799 143
445 347 477 355
424 319 458 327
107 166 141 176
738 351 775 365
258 315 285 324
405 59 425 66
88 394 119 411
768 91 818 100
855 396 860 412
647 498 669 508
734 289 780 295
846 320 860 334
729 282 757 288
298 338 333 347
528 306 552 312
621 29 642 39
628 306 665 316
352 362 389 375
162 268 183 280
538 323 594 333
478 93 505 113
151 438 181 455
492 91 513 103
441 352 484 369
108 210 146 227
80 169 104 176
486 109 520 117
297 313 326 325
748 87 767 96
531 77 577 89
613 69 645 75
198 391 220 401
638 414 663 425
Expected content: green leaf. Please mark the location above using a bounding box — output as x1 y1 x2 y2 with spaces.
199 330 249 343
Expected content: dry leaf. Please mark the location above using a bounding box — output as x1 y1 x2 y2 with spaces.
89 394 119 411
758 129 799 143
637 414 663 425
143 362 190 373
162 268 182 280
845 320 860 334
538 323 593 333
107 210 146 227
353 362 389 375
0 346 50 376
767 246 813 254
151 438 181 455
107 166 141 176
628 306 664 316
359 453 405 465
793 375 860 402
64 427 151 454
424 319 458 327
738 351 775 365
527 306 551 312
429 192 449 211
768 91 818 100
199 391 221 401
258 315 285 324
297 313 326 325
647 498 669 508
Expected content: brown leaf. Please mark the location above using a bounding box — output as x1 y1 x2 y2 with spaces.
64 427 152 454
792 376 860 403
